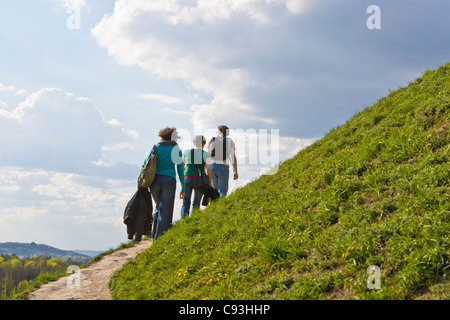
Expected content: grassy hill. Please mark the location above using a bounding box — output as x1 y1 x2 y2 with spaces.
110 62 449 300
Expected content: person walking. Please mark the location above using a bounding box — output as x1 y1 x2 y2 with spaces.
181 135 212 219
207 125 238 197
138 127 185 240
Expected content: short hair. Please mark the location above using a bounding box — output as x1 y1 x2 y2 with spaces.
158 127 179 141
218 125 229 137
193 135 206 147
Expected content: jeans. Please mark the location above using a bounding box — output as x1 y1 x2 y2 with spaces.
211 163 229 197
181 176 203 219
150 174 176 240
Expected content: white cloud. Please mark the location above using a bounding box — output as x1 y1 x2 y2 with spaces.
51 0 88 9
125 0 314 25
138 93 184 104
0 87 142 175
0 185 20 192
0 82 27 95
279 136 317 158
0 166 135 250
283 0 311 14
0 86 146 248
162 107 194 116
1 206 50 223
0 83 145 247
0 82 16 92
91 0 318 134
14 89 27 96
90 0 332 199
0 100 8 110
32 172 131 215
92 0 440 146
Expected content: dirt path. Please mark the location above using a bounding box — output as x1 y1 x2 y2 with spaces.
26 240 152 300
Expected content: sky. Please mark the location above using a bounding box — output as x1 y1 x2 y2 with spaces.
0 0 449 251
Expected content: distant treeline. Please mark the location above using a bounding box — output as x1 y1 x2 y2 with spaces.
0 254 81 299
0 242 92 263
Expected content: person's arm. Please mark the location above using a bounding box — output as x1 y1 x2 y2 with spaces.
204 151 214 187
232 153 238 180
205 163 213 187
176 149 185 198
206 138 213 153
230 140 238 180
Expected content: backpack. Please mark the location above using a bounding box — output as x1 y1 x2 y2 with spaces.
138 145 157 188
192 149 210 193
210 136 227 161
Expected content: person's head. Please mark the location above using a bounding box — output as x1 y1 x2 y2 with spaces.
217 125 229 137
193 135 206 149
159 127 179 141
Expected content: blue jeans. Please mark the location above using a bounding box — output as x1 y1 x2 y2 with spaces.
150 174 176 240
181 176 203 219
211 163 229 197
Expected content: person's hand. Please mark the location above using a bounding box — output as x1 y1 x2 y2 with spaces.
180 192 185 199
233 172 238 180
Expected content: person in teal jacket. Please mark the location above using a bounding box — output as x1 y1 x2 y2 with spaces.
138 127 185 240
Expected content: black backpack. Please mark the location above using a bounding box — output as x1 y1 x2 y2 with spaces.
192 149 210 193
210 136 227 161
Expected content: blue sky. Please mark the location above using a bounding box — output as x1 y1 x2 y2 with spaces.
1 0 449 251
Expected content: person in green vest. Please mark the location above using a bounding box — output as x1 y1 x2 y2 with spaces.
181 135 212 218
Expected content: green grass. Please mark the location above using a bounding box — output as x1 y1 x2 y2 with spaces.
110 62 450 300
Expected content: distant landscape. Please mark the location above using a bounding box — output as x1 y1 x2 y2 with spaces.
0 242 100 263
0 242 104 300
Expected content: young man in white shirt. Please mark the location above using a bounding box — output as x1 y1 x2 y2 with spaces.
207 125 238 197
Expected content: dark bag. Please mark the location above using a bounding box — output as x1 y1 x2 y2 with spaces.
191 149 220 206
201 186 220 206
192 149 210 193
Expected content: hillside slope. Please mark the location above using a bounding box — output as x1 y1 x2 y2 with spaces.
110 63 449 300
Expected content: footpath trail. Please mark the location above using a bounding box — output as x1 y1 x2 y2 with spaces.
26 240 152 300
